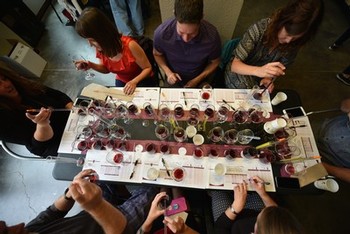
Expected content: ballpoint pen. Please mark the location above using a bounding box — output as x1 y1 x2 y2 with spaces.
247 178 270 185
129 159 140 179
182 92 187 106
161 158 171 177
222 99 235 111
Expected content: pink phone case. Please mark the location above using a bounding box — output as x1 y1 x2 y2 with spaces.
166 196 187 216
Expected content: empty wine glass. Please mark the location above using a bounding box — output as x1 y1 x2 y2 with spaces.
155 124 170 140
216 103 230 123
71 55 95 80
159 103 171 121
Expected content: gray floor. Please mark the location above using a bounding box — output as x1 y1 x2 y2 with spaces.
1 0 350 233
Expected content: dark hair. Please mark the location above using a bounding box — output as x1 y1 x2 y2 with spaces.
75 7 122 57
256 206 304 234
174 0 203 24
0 67 46 110
264 0 324 51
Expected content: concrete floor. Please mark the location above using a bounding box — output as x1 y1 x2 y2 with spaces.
0 0 349 233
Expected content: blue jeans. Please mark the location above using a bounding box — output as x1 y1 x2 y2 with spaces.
109 0 144 36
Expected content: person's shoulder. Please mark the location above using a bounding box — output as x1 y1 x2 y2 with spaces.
155 18 176 34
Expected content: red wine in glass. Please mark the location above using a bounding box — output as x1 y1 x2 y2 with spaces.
146 143 156 153
160 144 169 154
174 106 185 118
128 104 139 115
113 152 124 163
253 92 262 100
225 149 237 159
194 148 204 158
202 91 210 100
144 104 154 116
242 147 258 158
204 107 215 118
173 168 185 181
209 148 219 157
189 107 199 117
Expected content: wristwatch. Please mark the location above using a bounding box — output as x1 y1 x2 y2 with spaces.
64 188 74 201
229 204 239 215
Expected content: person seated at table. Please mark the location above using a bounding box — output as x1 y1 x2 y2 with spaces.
0 169 159 234
138 188 201 233
210 176 303 234
74 7 157 95
318 97 350 183
0 66 73 157
224 0 324 92
153 0 221 88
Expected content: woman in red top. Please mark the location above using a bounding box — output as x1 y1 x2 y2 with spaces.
75 7 157 95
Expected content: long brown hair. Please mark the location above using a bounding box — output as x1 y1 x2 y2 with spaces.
75 7 122 58
256 206 304 234
0 66 46 110
264 0 324 52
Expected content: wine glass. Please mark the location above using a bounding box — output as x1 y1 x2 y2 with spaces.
201 84 212 102
71 55 96 80
174 103 185 119
208 126 224 143
143 102 156 127
216 103 230 123
159 103 171 121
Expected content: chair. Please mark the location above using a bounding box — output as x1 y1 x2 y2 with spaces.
0 140 45 160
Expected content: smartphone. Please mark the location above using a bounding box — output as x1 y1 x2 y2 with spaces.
275 176 300 189
166 196 188 216
282 106 306 118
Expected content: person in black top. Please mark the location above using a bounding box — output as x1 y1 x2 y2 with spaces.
0 66 73 157
212 176 303 234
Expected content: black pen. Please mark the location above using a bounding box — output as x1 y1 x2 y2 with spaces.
222 99 235 111
182 92 187 106
129 159 139 179
161 158 171 177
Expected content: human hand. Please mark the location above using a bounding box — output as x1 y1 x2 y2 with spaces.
69 177 103 212
124 80 137 95
25 107 52 126
184 78 199 88
257 62 285 78
145 192 167 223
74 60 90 71
164 216 186 233
340 98 350 113
232 182 247 213
167 73 182 85
249 176 267 196
73 169 96 181
259 78 275 93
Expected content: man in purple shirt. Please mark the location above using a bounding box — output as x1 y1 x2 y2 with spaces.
153 0 221 88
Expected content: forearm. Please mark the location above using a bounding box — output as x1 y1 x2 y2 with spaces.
87 61 109 74
259 192 277 207
87 200 127 234
34 123 54 142
139 218 154 233
231 59 261 77
323 162 350 183
192 59 220 83
154 53 173 77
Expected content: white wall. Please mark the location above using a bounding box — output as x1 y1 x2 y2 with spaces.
158 0 244 44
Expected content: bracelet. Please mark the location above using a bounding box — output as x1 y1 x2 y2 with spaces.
229 204 239 215
64 188 74 201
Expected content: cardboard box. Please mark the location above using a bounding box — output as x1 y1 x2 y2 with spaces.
7 42 47 78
